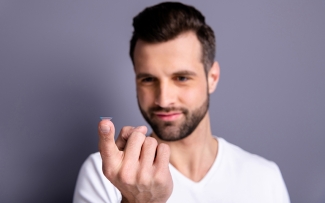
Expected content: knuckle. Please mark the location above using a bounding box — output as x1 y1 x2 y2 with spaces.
137 171 151 185
117 172 130 185
130 131 146 141
99 147 116 160
153 175 164 186
153 172 168 186
144 137 158 147
117 165 133 184
158 143 170 155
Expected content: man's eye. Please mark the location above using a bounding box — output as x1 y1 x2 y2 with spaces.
176 76 188 82
142 77 155 83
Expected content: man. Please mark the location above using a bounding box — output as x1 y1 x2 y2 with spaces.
73 2 290 203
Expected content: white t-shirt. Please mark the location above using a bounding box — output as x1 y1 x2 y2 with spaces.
73 137 290 203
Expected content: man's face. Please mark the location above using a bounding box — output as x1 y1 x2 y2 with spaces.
133 32 211 141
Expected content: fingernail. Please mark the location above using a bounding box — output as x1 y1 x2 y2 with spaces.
100 124 110 134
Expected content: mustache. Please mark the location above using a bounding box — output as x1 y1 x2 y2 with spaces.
148 106 188 114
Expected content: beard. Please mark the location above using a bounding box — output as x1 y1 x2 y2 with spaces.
138 95 209 142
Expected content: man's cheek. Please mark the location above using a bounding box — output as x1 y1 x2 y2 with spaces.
138 93 152 110
181 90 201 104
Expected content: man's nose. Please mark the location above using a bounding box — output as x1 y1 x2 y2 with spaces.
154 81 176 108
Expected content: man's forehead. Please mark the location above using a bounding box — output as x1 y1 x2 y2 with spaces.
133 32 203 71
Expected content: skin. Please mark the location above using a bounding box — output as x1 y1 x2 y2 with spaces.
98 31 220 203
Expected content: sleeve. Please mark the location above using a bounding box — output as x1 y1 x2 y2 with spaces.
73 153 122 203
272 163 291 203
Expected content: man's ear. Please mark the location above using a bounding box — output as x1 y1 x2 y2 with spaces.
207 61 220 94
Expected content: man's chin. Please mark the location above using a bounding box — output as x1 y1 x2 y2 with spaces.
155 132 189 142
151 124 187 141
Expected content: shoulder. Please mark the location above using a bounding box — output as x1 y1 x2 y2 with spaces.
216 137 290 202
73 152 122 203
218 137 279 174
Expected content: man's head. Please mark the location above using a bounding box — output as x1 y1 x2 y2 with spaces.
130 2 216 74
131 2 219 142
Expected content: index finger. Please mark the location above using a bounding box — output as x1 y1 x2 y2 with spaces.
116 126 148 151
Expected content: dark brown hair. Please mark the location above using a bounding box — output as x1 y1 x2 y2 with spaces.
129 2 216 73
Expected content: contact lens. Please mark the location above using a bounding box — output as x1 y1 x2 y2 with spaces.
100 117 112 120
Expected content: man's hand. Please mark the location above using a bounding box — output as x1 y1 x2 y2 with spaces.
98 120 173 203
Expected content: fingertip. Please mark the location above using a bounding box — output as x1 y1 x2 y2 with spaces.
134 125 148 135
99 123 111 134
98 119 115 135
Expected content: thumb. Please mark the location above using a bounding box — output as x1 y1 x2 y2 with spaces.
98 119 119 162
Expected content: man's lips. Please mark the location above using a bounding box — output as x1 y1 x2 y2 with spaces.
154 112 182 121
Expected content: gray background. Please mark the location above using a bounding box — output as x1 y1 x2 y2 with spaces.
0 0 324 202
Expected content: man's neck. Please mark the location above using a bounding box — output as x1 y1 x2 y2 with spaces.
153 113 218 182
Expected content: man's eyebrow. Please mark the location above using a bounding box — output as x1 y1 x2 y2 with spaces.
136 73 155 79
136 70 197 79
173 70 197 76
